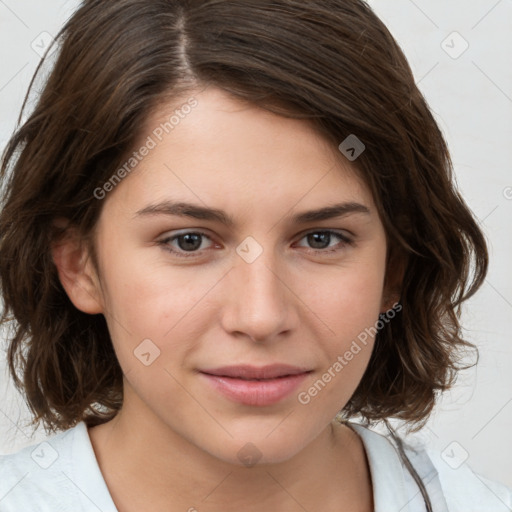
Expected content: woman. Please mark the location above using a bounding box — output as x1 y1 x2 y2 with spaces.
0 1 510 510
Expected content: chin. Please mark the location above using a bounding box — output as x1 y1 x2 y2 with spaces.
204 431 308 468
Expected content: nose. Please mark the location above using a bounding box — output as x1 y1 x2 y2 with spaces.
220 250 298 343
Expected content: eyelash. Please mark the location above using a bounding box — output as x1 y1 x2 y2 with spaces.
158 230 355 259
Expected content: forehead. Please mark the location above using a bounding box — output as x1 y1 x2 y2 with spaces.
103 87 374 219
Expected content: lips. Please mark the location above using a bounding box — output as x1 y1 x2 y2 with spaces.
200 364 311 380
199 364 312 406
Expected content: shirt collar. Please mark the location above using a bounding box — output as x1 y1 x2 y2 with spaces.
348 422 414 512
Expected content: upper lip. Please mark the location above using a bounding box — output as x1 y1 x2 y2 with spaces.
200 364 312 380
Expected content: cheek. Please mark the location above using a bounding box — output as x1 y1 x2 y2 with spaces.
294 265 385 417
306 258 386 342
95 239 222 365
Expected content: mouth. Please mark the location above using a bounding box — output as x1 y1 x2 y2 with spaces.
199 364 313 406
200 363 312 379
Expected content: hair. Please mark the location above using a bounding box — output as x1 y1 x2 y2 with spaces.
0 0 487 439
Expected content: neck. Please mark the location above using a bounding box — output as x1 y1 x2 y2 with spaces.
88 393 373 512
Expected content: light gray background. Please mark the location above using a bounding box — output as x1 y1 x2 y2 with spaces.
1 0 511 489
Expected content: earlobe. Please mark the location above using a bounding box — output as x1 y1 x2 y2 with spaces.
51 226 104 315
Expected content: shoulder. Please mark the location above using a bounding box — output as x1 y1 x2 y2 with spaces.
416 443 512 512
0 422 111 512
0 425 79 512
349 421 512 512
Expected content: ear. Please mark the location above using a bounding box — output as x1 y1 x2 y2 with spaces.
380 248 407 313
51 220 104 314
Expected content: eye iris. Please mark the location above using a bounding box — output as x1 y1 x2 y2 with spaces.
178 233 202 251
308 232 331 249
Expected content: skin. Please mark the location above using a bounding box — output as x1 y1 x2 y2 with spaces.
53 86 398 512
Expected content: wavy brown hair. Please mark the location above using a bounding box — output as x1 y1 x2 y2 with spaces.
0 0 487 436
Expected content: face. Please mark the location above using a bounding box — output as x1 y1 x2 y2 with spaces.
76 87 390 465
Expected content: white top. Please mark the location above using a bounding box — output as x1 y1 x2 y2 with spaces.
0 421 511 511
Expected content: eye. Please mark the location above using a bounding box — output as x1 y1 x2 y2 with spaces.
159 231 215 258
159 229 354 259
294 230 354 255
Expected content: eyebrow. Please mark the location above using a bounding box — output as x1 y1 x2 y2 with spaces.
134 200 371 227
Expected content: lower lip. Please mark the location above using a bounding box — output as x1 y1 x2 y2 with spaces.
200 372 310 406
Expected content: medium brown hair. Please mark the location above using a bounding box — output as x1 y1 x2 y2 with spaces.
0 0 487 435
